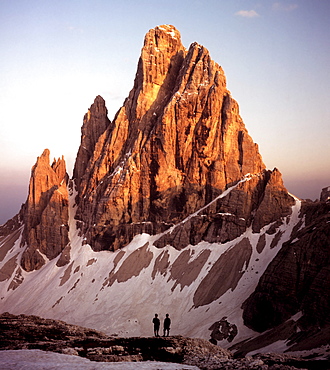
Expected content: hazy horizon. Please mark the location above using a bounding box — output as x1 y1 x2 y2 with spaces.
1 0 329 224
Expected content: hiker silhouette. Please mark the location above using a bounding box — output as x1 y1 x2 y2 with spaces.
152 314 160 337
163 313 171 337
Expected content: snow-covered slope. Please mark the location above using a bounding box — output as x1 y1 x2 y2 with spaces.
0 174 303 353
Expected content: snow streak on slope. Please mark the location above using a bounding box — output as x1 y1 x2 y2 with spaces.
0 174 302 350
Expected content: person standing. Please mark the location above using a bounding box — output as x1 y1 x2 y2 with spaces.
163 313 171 337
152 314 160 337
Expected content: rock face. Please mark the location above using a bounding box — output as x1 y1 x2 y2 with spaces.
242 200 330 337
72 24 285 252
155 169 294 250
20 149 69 272
73 95 111 200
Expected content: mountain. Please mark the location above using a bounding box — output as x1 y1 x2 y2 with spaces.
0 25 329 357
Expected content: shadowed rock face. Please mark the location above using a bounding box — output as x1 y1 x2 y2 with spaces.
20 149 69 272
71 25 285 252
242 200 330 335
320 186 330 202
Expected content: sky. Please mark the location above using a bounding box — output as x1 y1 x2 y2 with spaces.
0 0 329 224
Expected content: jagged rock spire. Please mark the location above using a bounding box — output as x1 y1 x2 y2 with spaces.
21 149 69 271
73 95 111 196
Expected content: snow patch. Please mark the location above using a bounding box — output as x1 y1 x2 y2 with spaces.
158 25 177 39
0 350 199 370
247 340 290 356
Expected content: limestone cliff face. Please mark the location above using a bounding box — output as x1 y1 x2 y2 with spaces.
73 25 273 251
20 149 69 272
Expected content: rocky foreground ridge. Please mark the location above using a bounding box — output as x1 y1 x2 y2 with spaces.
0 25 330 356
2 312 329 370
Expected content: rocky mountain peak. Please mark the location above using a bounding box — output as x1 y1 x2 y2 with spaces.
15 25 290 262
71 26 275 252
20 149 69 271
73 95 111 196
123 25 186 126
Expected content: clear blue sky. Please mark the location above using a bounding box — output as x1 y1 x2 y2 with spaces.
1 0 329 223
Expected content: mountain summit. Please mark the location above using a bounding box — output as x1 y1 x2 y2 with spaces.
0 25 329 356
72 24 290 253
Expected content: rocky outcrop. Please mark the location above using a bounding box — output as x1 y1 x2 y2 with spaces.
0 312 231 366
1 312 326 369
73 25 270 252
242 200 330 339
20 149 69 272
73 95 111 199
